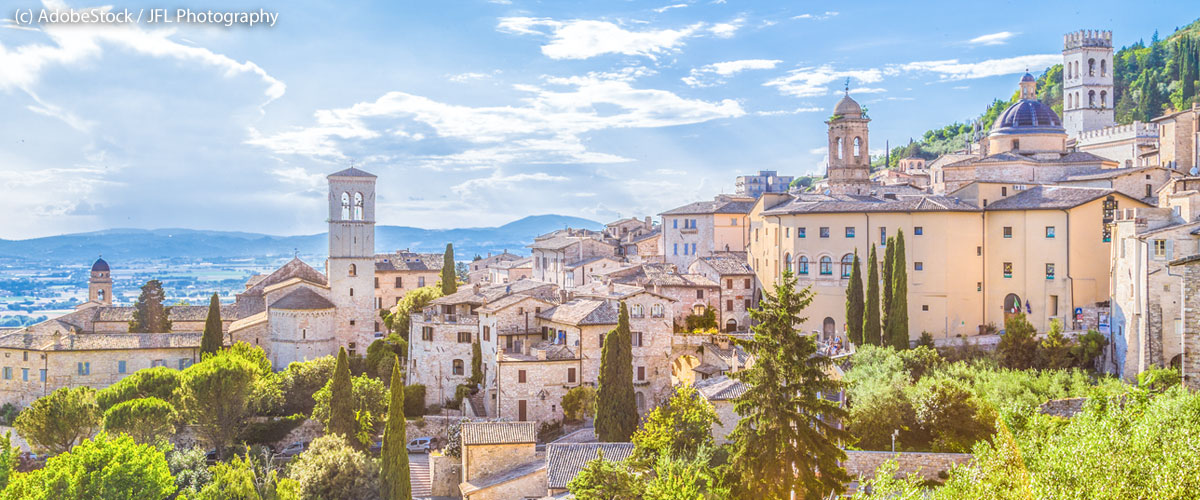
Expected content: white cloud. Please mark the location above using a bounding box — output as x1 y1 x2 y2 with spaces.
851 87 887 94
968 31 1017 46
896 54 1060 81
756 107 823 116
448 72 490 83
808 147 827 154
250 71 745 167
497 16 747 60
452 171 568 197
792 11 838 20
764 65 884 97
683 58 781 87
653 4 688 13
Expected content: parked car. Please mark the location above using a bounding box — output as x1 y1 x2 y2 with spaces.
277 441 308 457
369 439 383 454
406 437 433 454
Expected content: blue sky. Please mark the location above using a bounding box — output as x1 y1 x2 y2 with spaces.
0 0 1194 238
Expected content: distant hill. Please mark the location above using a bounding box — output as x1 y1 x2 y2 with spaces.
0 214 602 264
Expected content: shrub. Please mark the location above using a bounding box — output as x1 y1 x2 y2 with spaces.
311 374 388 434
562 386 597 423
287 435 380 500
538 420 564 442
238 414 307 446
1138 367 1181 392
165 445 212 497
403 385 426 417
1 433 174 500
0 404 19 427
101 397 176 444
95 366 182 411
276 355 336 417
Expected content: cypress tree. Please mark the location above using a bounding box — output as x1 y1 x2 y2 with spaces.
595 302 637 442
886 230 910 349
327 347 358 444
881 238 895 332
844 250 864 346
381 356 412 500
199 293 223 357
469 339 483 387
129 280 172 333
441 243 457 295
863 245 882 346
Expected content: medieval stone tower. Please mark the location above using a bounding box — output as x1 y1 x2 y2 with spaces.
326 166 377 355
89 257 113 306
1062 29 1115 139
826 90 871 195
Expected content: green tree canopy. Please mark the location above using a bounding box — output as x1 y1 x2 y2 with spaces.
846 249 865 345
15 386 101 455
200 292 224 356
312 372 389 439
630 384 717 468
390 286 443 340
277 355 336 416
95 366 183 411
885 229 909 349
129 279 172 333
863 244 882 346
288 435 381 500
441 243 457 295
176 350 261 457
102 397 176 445
380 358 411 500
997 313 1039 370
1 433 174 500
596 302 637 442
562 386 597 423
567 452 643 500
196 452 300 500
325 347 361 447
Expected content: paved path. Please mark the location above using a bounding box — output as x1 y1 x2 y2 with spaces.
409 452 432 498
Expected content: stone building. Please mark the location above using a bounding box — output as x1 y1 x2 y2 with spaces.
545 443 635 496
1062 30 1115 139
826 91 872 195
688 252 758 332
458 422 544 500
80 257 113 308
1074 122 1159 168
660 195 755 268
528 231 617 288
373 250 442 309
1152 103 1200 173
468 251 523 284
485 257 533 285
695 375 747 443
1167 254 1200 390
735 170 794 198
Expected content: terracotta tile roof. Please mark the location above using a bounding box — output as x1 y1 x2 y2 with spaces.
694 375 748 401
762 193 979 216
1060 166 1165 181
572 281 645 299
660 197 756 215
0 331 203 351
696 252 754 275
537 299 617 326
459 460 546 495
461 422 537 445
476 294 551 314
430 279 557 306
93 305 238 323
529 236 584 251
983 186 1119 211
269 288 335 310
546 443 635 489
375 252 444 272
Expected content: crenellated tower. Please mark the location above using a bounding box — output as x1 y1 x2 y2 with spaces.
1062 29 1115 138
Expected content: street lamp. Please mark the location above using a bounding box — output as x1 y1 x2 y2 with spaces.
891 429 900 453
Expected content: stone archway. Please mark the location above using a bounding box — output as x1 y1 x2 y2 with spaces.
822 317 836 340
1004 293 1023 322
725 319 738 333
671 354 701 386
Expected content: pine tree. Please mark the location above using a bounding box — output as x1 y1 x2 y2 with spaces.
129 280 172 333
881 238 895 332
199 293 223 357
380 357 411 500
327 348 358 445
886 230 909 350
728 271 850 498
595 302 637 442
863 244 882 346
469 339 482 387
845 249 864 346
441 244 457 295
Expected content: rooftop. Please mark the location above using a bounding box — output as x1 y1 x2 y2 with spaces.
694 374 748 401
660 196 756 216
537 299 618 326
270 288 336 310
696 252 754 275
546 443 636 489
761 193 978 216
461 422 538 446
982 186 1123 211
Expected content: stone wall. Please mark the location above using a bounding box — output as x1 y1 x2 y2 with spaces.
1177 259 1200 390
1038 397 1088 418
843 450 972 482
465 467 546 500
430 452 462 498
463 442 536 482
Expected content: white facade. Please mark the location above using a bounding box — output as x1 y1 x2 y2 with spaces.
1062 30 1115 139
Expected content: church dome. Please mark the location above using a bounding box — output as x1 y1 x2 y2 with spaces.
1020 71 1036 83
91 258 110 272
989 99 1064 136
833 94 862 117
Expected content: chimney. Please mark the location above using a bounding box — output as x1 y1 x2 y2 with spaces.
472 283 481 294
607 280 615 295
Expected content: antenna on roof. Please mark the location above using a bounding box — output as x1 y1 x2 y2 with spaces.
844 77 850 95
294 248 298 258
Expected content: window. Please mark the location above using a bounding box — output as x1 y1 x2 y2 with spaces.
726 279 733 289
819 256 833 275
977 246 982 256
632 304 644 318
743 278 750 288
1154 240 1167 258
797 227 806 238
395 277 403 288
651 304 664 318
353 192 364 220
631 332 644 347
1003 226 1013 238
568 368 577 384
691 243 696 255
673 219 678 229
922 305 929 311
914 227 923 236
726 299 733 311
21 368 27 382
1012 139 1020 150
731 218 738 226
637 366 646 382
744 298 751 309
152 359 166 368
785 228 790 238
845 227 855 238
349 288 354 297
819 227 830 238
1045 226 1056 238
1046 263 1055 280
1003 262 1013 279
914 262 923 271
483 326 491 342
673 244 678 256
22 352 26 362
840 254 854 278
683 244 689 256
853 137 862 157
421 326 433 341
77 362 90 376
798 256 809 275
1050 295 1059 316
348 264 357 277
118 361 127 374
179 358 191 370
880 227 886 242
784 253 793 273
39 369 46 382
418 277 426 287
453 360 465 376
2 368 9 380
696 290 704 299
1147 184 1153 198
340 192 351 219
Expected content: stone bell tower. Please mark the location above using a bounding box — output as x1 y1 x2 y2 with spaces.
826 86 871 196
1062 29 1115 139
326 166 377 355
88 256 113 306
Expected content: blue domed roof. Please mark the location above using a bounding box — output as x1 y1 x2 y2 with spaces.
990 99 1064 136
1020 72 1036 82
91 258 109 272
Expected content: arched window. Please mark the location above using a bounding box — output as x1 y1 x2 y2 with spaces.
798 256 809 275
452 359 464 376
819 256 833 275
1075 92 1081 109
1088 90 1095 107
784 253 793 273
1088 58 1095 76
349 288 354 297
693 304 706 316
97 289 105 301
853 137 862 157
353 192 364 221
1100 59 1107 77
632 304 644 318
840 254 854 278
1074 61 1080 78
340 192 351 220
348 264 357 276
1067 93 1073 109
651 303 664 318
1100 90 1107 108
835 137 844 160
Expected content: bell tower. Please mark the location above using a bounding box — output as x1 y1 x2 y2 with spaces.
326 166 377 355
1062 29 1115 139
826 86 871 196
88 256 113 306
